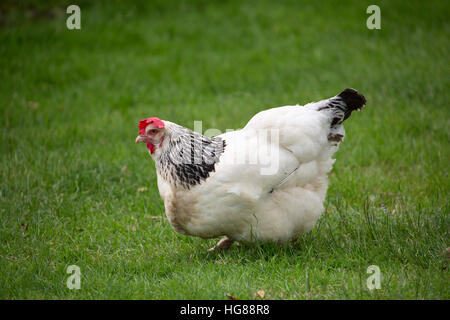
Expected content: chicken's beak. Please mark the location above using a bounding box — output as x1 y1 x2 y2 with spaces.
135 135 146 143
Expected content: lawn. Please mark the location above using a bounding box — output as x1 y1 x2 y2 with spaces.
0 0 448 299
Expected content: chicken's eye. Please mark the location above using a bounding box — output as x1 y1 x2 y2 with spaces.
149 129 158 134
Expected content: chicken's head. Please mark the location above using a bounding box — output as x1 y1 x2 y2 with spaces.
135 117 166 154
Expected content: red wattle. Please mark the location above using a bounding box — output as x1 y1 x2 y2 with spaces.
146 142 156 154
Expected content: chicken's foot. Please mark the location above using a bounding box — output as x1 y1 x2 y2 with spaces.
208 236 233 252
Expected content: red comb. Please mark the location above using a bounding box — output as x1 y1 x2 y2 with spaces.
138 117 165 135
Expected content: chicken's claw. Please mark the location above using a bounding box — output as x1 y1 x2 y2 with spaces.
208 236 233 252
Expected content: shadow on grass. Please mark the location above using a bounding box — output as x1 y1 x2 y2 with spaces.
190 238 313 265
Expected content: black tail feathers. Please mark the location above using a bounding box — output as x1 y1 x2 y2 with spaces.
337 88 366 121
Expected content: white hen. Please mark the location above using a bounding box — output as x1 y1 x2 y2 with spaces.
136 88 366 250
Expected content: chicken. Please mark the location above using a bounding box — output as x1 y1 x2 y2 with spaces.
136 88 366 250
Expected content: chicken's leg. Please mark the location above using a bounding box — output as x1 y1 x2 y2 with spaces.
208 236 233 252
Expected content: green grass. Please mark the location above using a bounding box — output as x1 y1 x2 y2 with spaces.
0 0 449 299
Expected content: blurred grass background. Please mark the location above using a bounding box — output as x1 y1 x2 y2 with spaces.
0 0 448 299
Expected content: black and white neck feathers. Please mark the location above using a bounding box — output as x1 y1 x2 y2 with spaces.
156 123 226 189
